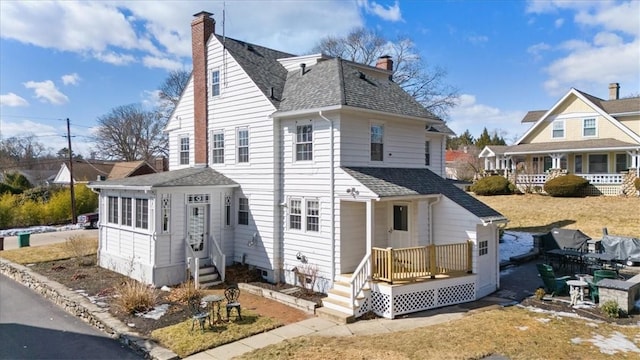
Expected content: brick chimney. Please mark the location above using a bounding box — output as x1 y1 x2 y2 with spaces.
376 55 393 71
608 82 620 100
192 11 215 166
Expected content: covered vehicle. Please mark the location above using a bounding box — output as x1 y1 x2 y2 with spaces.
77 212 99 229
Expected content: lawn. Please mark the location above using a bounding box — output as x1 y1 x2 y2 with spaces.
240 306 640 360
474 194 639 238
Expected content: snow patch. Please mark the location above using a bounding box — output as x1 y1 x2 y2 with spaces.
573 332 640 355
137 303 170 320
499 231 533 262
0 224 81 237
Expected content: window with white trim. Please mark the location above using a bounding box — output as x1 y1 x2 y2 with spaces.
306 200 319 232
425 140 430 166
289 199 302 230
552 120 564 138
479 240 488 256
616 153 629 173
237 128 249 163
108 196 119 224
295 124 313 161
211 130 224 164
135 199 149 229
238 197 249 225
211 70 220 96
588 154 608 174
583 118 596 137
179 136 190 165
574 154 583 173
122 197 132 227
371 124 384 161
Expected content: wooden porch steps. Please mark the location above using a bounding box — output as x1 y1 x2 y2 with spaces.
322 274 370 317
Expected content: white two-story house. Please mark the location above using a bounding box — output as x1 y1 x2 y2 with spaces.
89 11 506 319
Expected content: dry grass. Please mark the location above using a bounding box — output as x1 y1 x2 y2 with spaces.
241 306 640 360
152 309 281 358
475 194 639 238
0 236 97 264
112 279 158 314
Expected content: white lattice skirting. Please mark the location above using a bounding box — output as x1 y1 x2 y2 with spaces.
366 275 477 319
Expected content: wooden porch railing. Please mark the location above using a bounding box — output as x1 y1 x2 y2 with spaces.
372 241 472 283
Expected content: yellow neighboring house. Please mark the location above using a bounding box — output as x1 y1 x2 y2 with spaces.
479 83 640 196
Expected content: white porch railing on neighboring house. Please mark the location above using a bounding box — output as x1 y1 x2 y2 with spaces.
515 174 547 185
209 234 226 283
577 173 624 184
349 253 371 309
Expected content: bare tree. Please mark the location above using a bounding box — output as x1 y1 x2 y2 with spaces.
313 27 459 119
158 69 190 119
0 134 50 170
93 104 167 161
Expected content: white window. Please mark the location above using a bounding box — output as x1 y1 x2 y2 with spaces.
295 124 313 161
588 154 608 174
122 197 132 227
289 199 302 230
288 198 320 232
583 118 596 137
211 130 224 164
179 136 190 165
425 140 430 166
552 120 564 138
238 197 249 225
479 240 488 256
211 70 220 96
237 128 249 163
306 200 319 232
135 199 149 229
108 196 118 224
371 124 384 161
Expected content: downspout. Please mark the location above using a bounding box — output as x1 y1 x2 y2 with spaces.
319 111 336 282
428 195 441 245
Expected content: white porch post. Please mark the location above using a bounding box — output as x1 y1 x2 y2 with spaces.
549 153 565 170
366 199 374 254
484 157 490 171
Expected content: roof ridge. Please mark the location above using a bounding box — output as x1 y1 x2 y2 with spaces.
336 58 347 105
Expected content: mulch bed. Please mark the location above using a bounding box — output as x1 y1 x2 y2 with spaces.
27 256 311 336
520 297 639 325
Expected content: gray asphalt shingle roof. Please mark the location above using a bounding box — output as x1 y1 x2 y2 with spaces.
500 138 639 154
343 167 505 221
88 167 237 188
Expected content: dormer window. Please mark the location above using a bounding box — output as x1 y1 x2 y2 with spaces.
211 70 220 96
552 120 564 138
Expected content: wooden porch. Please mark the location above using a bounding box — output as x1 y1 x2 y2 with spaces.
371 242 473 284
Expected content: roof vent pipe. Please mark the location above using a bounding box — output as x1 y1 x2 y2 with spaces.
300 63 306 76
270 87 274 99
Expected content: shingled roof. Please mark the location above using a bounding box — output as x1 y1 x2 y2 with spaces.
342 167 505 222
89 167 237 189
279 58 441 121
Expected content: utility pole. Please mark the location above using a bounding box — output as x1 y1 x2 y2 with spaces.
67 118 77 224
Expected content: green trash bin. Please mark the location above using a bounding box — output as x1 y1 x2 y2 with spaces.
18 232 30 248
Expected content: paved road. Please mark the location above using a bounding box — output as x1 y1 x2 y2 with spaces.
0 274 141 360
1 228 98 251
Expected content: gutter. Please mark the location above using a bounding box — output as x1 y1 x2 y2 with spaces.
428 195 441 245
318 111 336 282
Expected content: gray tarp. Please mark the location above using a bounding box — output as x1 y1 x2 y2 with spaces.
601 234 640 260
542 228 591 251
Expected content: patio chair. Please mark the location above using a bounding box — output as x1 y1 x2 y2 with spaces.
587 269 617 303
188 298 208 332
224 284 242 321
536 263 571 296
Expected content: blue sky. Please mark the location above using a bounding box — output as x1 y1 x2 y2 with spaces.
1 0 638 157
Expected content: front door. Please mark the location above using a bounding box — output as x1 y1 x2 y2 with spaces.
187 204 207 258
388 202 411 248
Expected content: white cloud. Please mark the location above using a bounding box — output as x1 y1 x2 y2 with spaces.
142 56 184 71
61 73 81 86
23 80 69 105
357 0 403 22
93 51 136 66
554 18 564 28
0 92 29 107
468 35 489 45
448 94 529 144
527 42 551 61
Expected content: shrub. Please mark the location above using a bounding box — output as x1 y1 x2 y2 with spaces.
600 299 621 318
470 176 512 196
543 174 589 197
15 198 45 227
74 184 99 214
113 279 158 314
534 288 546 300
64 235 97 265
0 193 17 229
167 280 203 305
